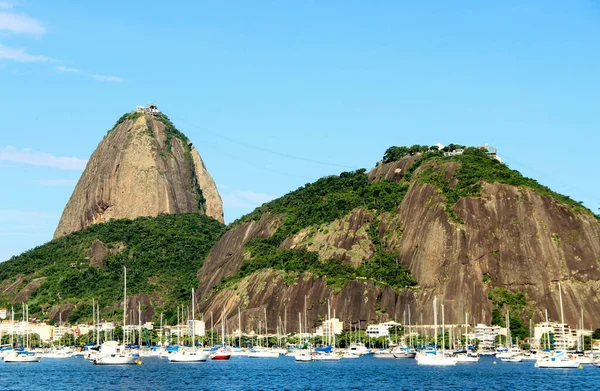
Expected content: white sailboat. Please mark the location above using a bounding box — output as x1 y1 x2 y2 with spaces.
535 283 579 369
169 288 209 363
415 297 457 366
94 266 139 365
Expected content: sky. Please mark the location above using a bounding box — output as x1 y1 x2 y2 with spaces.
1 1 599 262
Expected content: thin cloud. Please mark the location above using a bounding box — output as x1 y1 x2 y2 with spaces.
0 146 87 170
0 12 45 35
91 74 124 82
56 65 81 73
0 2 13 10
0 43 53 62
221 190 276 209
35 179 78 187
0 210 57 223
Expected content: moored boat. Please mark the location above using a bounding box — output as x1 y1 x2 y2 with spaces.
3 351 41 363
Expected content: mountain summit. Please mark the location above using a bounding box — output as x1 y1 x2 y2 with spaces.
54 105 223 238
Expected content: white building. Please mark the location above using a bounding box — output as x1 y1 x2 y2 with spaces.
366 321 401 338
533 322 589 350
474 323 503 349
315 318 343 338
187 320 205 337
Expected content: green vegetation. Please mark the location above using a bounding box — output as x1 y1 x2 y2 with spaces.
384 145 592 217
216 169 417 293
236 169 409 240
158 113 189 153
0 214 226 324
488 288 530 341
108 111 142 133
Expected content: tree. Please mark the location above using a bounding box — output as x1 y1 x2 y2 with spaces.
592 328 600 340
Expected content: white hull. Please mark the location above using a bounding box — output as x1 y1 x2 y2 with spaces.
373 352 395 359
247 350 280 358
313 353 342 361
416 351 457 366
456 355 480 363
342 353 360 359
94 355 139 365
501 356 524 363
168 350 209 362
535 358 580 368
295 353 313 362
4 352 41 363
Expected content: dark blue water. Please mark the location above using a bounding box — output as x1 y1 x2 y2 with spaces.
2 355 598 391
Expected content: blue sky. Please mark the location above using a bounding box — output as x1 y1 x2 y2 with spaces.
1 1 599 261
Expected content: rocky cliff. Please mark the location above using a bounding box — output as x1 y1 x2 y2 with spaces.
196 148 600 335
54 112 223 238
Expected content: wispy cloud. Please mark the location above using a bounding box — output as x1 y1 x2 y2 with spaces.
91 74 124 82
0 11 45 35
0 146 87 170
55 65 81 73
0 210 58 223
0 43 53 62
34 179 78 187
221 190 276 209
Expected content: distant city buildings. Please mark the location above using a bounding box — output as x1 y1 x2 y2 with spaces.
366 321 401 338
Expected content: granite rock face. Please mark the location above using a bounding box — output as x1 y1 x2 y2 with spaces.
54 114 223 238
196 158 600 332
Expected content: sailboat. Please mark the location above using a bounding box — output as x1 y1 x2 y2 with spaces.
248 308 280 358
313 301 342 361
295 312 313 362
94 266 140 365
415 297 457 366
210 309 231 360
169 288 209 363
4 304 41 363
535 283 579 369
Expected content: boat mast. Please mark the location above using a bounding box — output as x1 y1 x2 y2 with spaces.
433 297 438 350
441 302 445 355
545 309 550 350
558 282 565 351
191 288 195 348
238 307 242 348
264 307 268 348
138 302 142 347
221 309 226 346
123 265 127 344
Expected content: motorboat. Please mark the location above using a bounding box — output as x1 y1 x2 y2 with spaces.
392 346 417 359
535 351 580 368
295 350 313 362
373 349 395 359
313 352 342 361
415 348 457 366
92 341 140 365
168 348 209 363
247 347 280 358
3 351 41 363
455 351 480 363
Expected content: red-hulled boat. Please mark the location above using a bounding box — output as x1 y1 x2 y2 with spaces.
210 349 231 360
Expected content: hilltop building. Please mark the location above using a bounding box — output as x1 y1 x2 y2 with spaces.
135 103 161 116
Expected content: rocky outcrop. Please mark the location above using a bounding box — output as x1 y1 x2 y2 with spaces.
54 113 223 238
196 158 600 331
196 213 282 299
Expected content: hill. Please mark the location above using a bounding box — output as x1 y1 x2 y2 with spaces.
54 108 223 239
195 145 600 340
0 213 226 325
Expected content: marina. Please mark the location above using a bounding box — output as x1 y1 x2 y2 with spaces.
1 353 599 391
